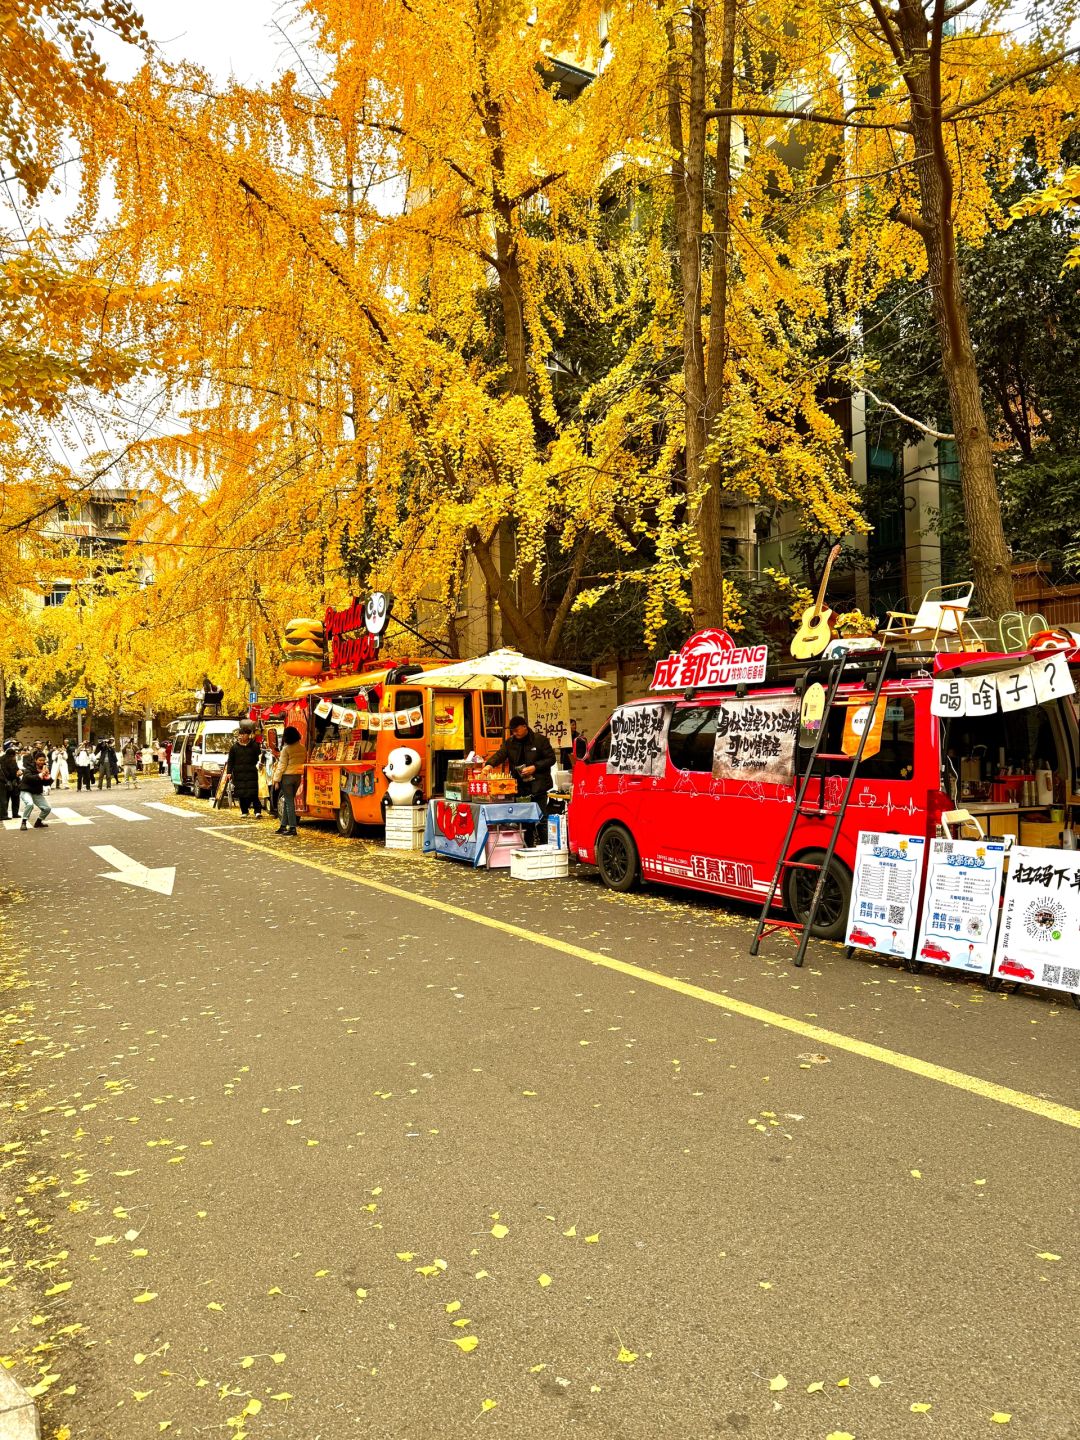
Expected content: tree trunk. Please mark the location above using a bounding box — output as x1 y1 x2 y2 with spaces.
0 668 6 742
700 0 738 628
891 0 1015 615
667 5 725 630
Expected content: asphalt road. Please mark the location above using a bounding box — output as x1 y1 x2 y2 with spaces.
1 777 1077 1440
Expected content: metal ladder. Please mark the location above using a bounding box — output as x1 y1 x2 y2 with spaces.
750 648 895 967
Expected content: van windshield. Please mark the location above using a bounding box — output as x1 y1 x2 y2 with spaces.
201 731 235 753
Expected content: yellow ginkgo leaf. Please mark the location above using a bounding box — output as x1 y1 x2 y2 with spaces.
45 1282 72 1296
240 1357 254 1369
480 1399 497 1413
159 1424 172 1433
617 1347 637 1364
133 1292 157 1304
563 1226 576 1238
446 1301 461 1313
133 1354 147 1366
910 1169 922 1179
529 1364 547 1374
270 1393 293 1402
449 1335 479 1354
474 1270 490 1280
132 1390 152 1402
355 1288 367 1299
207 1302 223 1312
991 1414 1012 1425
271 1353 286 1364
911 1402 932 1413
1036 1252 1061 1261
490 1224 509 1240
807 1381 825 1393
243 1398 262 1416
395 1252 415 1262
868 1375 882 1388
538 1274 552 1288
584 1233 600 1243
826 1433 855 1440
769 1375 788 1392
837 1377 850 1388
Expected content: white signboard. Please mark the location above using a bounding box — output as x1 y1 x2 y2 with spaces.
994 845 1080 995
845 833 927 958
526 679 571 751
606 703 673 777
913 838 1007 975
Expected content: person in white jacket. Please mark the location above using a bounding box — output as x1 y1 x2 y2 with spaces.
74 745 93 791
49 744 69 789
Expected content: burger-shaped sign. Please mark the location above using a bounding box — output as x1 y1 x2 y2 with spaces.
282 617 328 677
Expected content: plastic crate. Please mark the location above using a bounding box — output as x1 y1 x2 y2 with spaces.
510 847 570 881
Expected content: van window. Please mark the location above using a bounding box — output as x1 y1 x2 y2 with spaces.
802 694 916 781
588 723 611 764
668 706 719 772
482 692 505 738
202 730 234 754
394 689 425 740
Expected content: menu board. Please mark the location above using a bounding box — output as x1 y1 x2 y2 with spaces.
711 696 799 785
606 703 673 778
994 845 1080 995
845 833 927 958
913 838 1006 975
307 765 340 811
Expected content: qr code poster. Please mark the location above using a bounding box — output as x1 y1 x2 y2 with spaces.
994 845 1080 996
845 832 927 959
913 838 1007 975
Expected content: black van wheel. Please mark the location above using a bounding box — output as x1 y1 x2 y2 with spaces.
596 824 639 892
337 799 358 838
784 850 852 941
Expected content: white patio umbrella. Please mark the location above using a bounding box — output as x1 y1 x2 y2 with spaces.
410 647 609 694
411 647 609 736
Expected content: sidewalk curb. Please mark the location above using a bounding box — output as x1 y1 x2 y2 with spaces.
0 1372 39 1440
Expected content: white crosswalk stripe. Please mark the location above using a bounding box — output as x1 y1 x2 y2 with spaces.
141 801 200 818
47 806 94 826
97 804 149 822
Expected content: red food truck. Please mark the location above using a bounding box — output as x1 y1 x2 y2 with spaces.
569 632 1080 938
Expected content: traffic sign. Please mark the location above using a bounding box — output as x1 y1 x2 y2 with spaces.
72 697 89 711
248 690 258 706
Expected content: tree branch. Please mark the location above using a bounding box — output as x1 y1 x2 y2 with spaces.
860 387 955 439
704 104 908 132
943 46 1080 122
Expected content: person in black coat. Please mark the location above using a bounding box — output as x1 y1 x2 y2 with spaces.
484 716 557 846
18 751 52 829
226 727 263 816
0 742 21 819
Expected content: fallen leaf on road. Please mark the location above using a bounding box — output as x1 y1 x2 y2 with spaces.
480 1399 497 1413
240 1357 254 1369
837 1377 850 1388
45 1282 72 1296
910 1170 922 1179
271 1353 286 1364
133 1292 157 1304
807 1382 824 1393
207 1302 223 1312
1036 1252 1060 1262
617 1347 637 1364
991 1414 1011 1424
446 1301 461 1313
449 1336 478 1354
868 1375 882 1388
584 1233 600 1243
270 1393 293 1403
563 1226 576 1237
910 1402 932 1413
490 1224 509 1239
538 1274 552 1288
769 1375 788 1392
826 1432 855 1439
395 1252 415 1262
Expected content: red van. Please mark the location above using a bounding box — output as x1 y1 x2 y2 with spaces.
569 648 1079 938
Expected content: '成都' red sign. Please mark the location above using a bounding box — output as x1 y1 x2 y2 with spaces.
651 629 768 691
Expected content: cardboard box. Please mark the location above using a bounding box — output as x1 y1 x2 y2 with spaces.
988 812 1019 841
1020 819 1062 848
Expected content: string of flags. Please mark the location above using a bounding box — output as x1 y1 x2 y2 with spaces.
931 652 1074 718
312 698 424 732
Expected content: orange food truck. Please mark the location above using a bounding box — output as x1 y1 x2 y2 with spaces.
253 594 505 835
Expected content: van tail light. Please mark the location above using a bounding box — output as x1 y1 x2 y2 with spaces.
927 789 951 834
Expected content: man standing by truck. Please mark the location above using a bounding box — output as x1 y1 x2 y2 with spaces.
483 715 556 847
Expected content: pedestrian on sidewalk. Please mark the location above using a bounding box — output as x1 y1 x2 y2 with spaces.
226 723 263 817
121 738 139 787
18 750 52 829
74 744 93 791
1 740 20 819
272 725 305 835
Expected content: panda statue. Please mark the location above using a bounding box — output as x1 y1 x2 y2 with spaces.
383 747 423 806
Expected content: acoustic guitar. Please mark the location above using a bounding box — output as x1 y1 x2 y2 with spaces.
790 543 842 660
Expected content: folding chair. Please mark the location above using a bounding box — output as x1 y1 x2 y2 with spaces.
879 582 983 652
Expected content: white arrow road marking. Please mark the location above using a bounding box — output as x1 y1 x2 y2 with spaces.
98 804 149 822
91 845 176 896
141 801 200 818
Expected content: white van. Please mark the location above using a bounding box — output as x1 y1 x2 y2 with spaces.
170 717 240 797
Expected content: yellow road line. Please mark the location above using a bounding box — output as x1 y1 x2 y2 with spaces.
204 828 1080 1130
